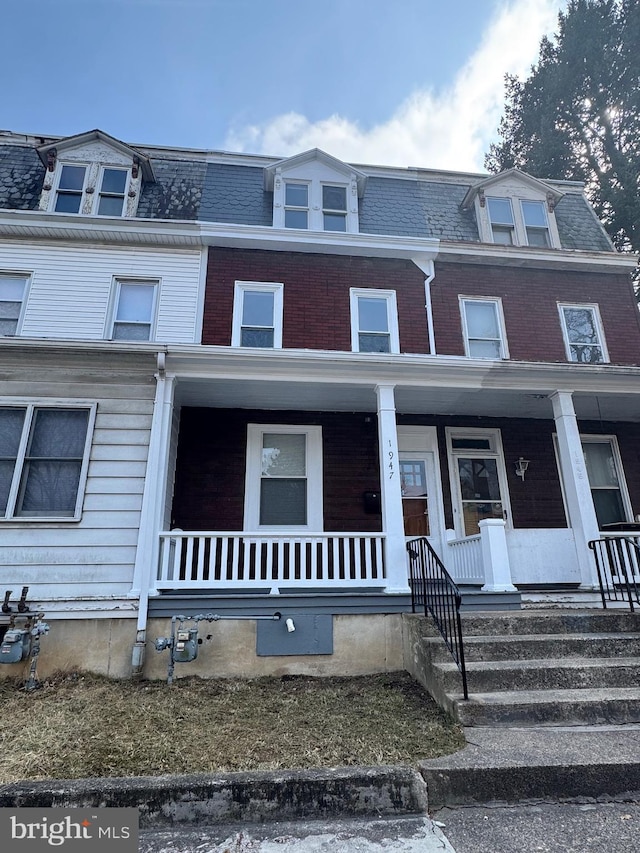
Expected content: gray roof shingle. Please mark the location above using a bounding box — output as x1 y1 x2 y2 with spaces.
0 145 45 210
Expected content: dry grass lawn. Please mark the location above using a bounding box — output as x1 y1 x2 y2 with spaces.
0 671 464 783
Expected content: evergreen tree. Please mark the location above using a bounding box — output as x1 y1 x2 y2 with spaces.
486 0 640 254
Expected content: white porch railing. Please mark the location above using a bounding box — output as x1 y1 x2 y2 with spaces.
156 532 387 592
444 534 484 584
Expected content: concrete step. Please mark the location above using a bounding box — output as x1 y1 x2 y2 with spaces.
460 608 640 637
419 725 640 807
434 656 640 694
425 632 640 663
453 687 640 727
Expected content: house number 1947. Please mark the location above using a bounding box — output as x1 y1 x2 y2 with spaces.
388 441 395 479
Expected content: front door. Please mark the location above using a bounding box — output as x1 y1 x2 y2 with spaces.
400 458 430 536
397 426 446 553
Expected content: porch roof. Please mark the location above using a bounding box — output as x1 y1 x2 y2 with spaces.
167 346 640 422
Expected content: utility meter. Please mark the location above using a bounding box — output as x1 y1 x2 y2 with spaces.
0 629 31 663
173 627 199 663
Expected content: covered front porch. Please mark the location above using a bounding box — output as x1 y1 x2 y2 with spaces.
132 347 640 606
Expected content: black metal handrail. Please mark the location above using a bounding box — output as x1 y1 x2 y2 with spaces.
589 535 640 611
406 536 468 700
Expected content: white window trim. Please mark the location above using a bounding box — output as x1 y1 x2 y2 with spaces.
553 434 633 529
446 427 512 538
273 170 359 233
459 296 509 359
95 165 131 217
51 162 89 214
480 193 561 249
231 281 284 349
558 302 609 364
0 401 96 522
350 288 400 354
244 424 323 532
107 277 160 342
0 271 31 337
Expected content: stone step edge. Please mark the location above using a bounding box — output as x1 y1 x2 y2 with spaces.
0 766 428 826
451 687 640 704
435 657 640 673
419 760 640 808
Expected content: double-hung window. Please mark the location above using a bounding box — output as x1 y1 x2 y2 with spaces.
521 200 550 247
0 274 28 336
284 183 309 229
0 404 95 520
460 297 508 359
559 304 607 364
110 279 158 341
581 437 630 528
97 168 128 216
350 289 399 354
244 424 323 530
487 197 515 245
232 282 284 348
322 185 347 231
54 164 87 213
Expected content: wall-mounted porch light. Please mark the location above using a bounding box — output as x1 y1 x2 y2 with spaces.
515 457 530 481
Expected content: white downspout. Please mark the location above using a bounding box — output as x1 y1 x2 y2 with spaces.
131 351 175 676
423 258 436 356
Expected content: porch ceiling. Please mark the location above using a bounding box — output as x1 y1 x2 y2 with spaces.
174 377 640 422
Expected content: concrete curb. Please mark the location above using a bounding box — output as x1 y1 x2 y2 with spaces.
0 765 428 826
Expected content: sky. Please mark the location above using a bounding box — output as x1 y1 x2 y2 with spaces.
2 0 567 172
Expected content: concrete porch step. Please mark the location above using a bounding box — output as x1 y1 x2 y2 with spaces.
426 632 640 663
459 608 640 637
453 687 640 727
434 656 640 694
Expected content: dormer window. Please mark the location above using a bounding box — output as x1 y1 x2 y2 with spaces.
54 165 87 213
97 168 128 216
284 183 309 229
463 170 562 249
322 185 347 232
487 198 515 245
37 130 154 220
266 149 366 234
521 200 550 247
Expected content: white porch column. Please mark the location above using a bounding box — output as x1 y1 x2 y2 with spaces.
479 519 516 592
550 390 599 588
130 358 176 671
375 384 410 593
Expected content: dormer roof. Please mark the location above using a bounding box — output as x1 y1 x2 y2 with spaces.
461 168 563 211
36 129 155 182
264 148 367 196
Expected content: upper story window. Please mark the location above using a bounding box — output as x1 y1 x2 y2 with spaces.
486 198 515 245
559 303 608 364
521 200 550 247
0 404 95 520
110 279 158 341
97 168 128 216
267 149 365 234
0 274 28 336
350 288 400 354
37 130 154 220
284 183 309 229
322 185 347 231
232 281 284 348
54 165 87 213
460 297 509 359
463 170 563 250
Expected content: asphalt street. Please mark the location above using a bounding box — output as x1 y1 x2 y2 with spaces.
138 800 640 852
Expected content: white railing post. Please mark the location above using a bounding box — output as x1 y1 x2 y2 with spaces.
479 519 517 592
376 384 410 593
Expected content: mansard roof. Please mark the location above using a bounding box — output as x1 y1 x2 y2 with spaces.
36 129 155 182
0 130 614 252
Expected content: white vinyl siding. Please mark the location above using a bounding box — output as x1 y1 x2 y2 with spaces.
0 243 203 343
0 362 154 601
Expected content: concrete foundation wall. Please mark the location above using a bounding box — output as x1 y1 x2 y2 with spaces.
0 615 404 682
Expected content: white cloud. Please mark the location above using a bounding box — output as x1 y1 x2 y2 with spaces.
225 0 566 172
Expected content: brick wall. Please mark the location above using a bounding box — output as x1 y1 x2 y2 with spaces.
432 262 640 365
203 248 430 353
172 408 382 532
